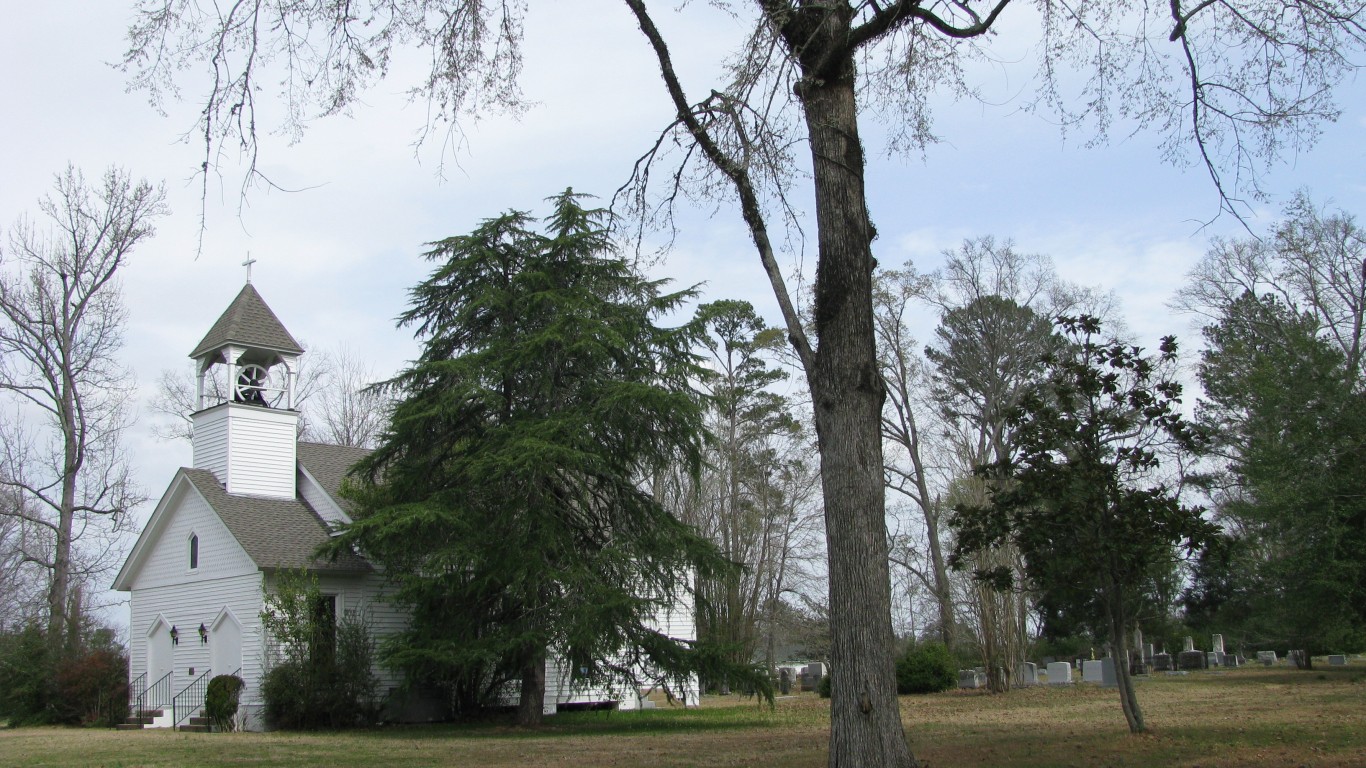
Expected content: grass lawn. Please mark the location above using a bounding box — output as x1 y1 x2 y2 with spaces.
3 663 1364 767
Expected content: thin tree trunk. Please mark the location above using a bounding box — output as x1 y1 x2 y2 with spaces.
1107 586 1146 733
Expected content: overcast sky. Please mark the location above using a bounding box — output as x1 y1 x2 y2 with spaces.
3 3 1365 621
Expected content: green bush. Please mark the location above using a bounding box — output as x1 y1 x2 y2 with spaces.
260 571 380 730
0 623 128 727
895 641 956 695
817 673 831 699
205 675 244 731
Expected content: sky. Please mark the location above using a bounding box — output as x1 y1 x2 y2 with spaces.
3 3 1364 625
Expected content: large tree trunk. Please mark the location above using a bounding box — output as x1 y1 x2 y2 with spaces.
799 36 918 768
517 649 547 727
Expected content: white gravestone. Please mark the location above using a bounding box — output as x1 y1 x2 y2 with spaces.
1212 634 1225 654
1082 660 1104 683
1184 636 1196 652
1329 655 1347 666
1257 651 1277 666
1046 662 1072 684
1017 662 1039 685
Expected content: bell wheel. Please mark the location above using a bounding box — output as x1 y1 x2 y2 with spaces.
234 364 286 407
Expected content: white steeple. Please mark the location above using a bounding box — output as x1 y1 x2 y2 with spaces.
188 283 302 498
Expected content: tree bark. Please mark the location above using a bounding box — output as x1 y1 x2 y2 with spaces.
1106 584 1146 733
797 29 918 768
517 649 547 726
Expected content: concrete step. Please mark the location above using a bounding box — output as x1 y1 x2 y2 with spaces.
115 723 145 730
178 724 211 733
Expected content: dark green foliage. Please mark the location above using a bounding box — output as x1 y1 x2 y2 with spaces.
0 622 128 727
952 315 1215 731
205 675 244 731
332 191 769 722
0 625 55 725
817 673 831 699
1190 291 1366 654
895 642 955 695
260 572 380 730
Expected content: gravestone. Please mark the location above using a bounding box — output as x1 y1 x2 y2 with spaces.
1144 643 1155 663
1178 650 1207 670
779 668 792 695
958 670 986 689
1082 660 1104 683
1212 634 1225 654
1100 657 1118 688
1046 661 1072 684
1257 651 1277 666
1152 653 1173 672
805 662 826 689
1329 654 1347 666
1184 636 1196 653
1018 662 1039 686
1207 651 1221 668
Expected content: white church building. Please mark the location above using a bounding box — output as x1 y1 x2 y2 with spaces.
113 282 697 729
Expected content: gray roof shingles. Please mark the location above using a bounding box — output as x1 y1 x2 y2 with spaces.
189 283 305 359
297 441 373 516
182 466 371 574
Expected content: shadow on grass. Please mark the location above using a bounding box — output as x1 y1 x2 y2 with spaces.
359 702 785 742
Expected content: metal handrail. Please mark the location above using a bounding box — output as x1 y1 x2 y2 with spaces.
128 672 147 717
140 671 174 716
173 668 213 729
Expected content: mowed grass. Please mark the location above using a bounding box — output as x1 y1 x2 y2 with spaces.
3 663 1364 767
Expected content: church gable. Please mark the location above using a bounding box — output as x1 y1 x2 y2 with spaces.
114 472 257 591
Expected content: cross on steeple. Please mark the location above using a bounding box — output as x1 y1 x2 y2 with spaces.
243 254 257 283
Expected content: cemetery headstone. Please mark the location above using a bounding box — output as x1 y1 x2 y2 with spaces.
1082 660 1104 683
1144 643 1155 663
1178 650 1207 670
1184 636 1196 653
1212 634 1225 654
779 668 791 695
1017 662 1039 686
1046 662 1072 684
1329 654 1347 666
1152 653 1172 672
1207 651 1221 668
1100 657 1118 688
1257 651 1277 666
958 670 986 689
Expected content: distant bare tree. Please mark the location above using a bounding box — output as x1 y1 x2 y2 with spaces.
0 166 166 642
308 346 390 449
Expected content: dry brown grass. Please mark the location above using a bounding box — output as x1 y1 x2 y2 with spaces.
2 663 1363 767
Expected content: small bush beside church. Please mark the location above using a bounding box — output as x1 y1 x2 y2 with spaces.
895 642 956 695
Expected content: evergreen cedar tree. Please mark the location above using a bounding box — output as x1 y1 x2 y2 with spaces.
1191 292 1366 658
328 191 769 725
124 2 1366 763
951 315 1217 734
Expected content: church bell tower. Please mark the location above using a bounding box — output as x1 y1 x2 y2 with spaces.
188 282 303 499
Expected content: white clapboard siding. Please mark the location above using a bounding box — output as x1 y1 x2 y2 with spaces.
313 572 410 692
128 573 266 703
192 403 298 498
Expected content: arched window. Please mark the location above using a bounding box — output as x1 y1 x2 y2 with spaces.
189 534 199 570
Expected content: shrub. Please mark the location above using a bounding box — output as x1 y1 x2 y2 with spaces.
895 641 956 695
260 571 380 730
817 673 831 699
53 646 128 727
205 674 245 731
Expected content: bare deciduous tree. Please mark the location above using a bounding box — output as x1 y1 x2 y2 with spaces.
0 166 166 642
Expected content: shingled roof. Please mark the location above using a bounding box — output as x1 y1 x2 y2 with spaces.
181 468 370 573
189 283 305 359
297 441 372 515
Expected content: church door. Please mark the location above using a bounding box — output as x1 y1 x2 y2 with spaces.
211 610 243 677
146 617 174 709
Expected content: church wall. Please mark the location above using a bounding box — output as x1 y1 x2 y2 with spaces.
128 572 266 718
191 407 230 481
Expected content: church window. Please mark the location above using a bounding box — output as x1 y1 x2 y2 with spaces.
189 534 199 570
